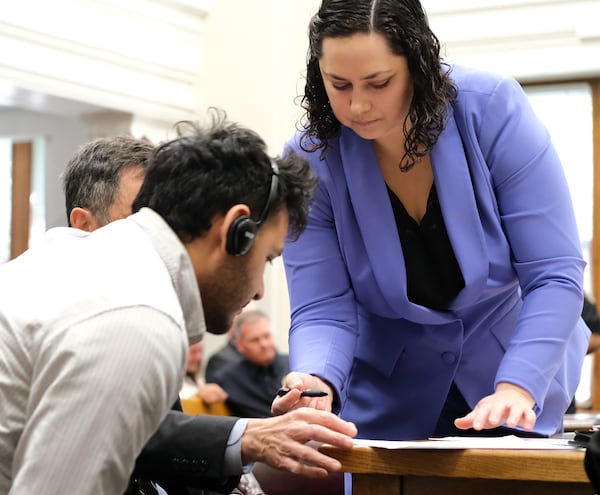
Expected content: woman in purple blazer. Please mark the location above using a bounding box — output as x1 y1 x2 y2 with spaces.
273 0 590 443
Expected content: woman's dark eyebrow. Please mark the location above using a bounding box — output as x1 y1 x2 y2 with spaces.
324 69 393 81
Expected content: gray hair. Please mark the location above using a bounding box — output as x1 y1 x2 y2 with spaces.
231 308 270 341
62 136 154 227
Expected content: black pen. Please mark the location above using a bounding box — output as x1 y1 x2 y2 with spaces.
276 387 328 398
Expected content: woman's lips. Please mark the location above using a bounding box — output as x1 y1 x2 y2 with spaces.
353 119 378 127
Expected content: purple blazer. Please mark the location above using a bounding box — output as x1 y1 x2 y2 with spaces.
283 65 590 439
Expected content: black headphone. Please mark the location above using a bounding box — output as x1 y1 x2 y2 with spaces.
226 160 280 256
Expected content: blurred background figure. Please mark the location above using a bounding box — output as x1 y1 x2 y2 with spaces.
180 340 228 405
566 294 600 413
216 309 289 417
205 326 243 383
583 295 600 354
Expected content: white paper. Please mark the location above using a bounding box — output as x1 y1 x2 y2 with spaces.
352 435 575 450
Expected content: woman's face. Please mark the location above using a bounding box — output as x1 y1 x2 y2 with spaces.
318 32 414 145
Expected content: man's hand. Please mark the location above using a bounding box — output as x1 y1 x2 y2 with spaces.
454 382 537 432
197 383 228 404
271 372 334 416
242 408 357 478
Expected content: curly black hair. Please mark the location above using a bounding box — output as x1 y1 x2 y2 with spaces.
300 0 457 172
133 108 317 242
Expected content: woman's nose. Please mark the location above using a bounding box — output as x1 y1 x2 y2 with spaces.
350 90 371 115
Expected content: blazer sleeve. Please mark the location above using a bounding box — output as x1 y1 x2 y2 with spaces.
131 410 241 493
282 136 360 401
474 75 586 401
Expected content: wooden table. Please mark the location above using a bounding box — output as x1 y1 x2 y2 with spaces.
319 443 592 495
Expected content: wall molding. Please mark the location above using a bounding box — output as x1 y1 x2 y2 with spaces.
425 0 600 81
0 0 212 123
424 0 566 16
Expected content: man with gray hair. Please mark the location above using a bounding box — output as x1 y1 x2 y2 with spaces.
216 308 289 418
63 135 152 230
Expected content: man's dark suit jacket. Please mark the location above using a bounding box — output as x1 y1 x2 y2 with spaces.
216 354 290 418
125 400 240 495
205 341 243 383
583 296 600 335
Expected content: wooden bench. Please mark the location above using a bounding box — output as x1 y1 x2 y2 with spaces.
180 396 232 416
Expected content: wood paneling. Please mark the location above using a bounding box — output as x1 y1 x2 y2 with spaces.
10 141 31 260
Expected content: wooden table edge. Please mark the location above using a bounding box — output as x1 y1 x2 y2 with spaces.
319 444 588 483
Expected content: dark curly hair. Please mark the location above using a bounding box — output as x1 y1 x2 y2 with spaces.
301 0 457 171
132 108 317 242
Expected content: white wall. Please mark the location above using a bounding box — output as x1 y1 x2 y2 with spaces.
198 0 322 354
199 0 321 151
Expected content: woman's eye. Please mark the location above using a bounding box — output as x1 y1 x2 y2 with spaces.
372 81 390 89
332 84 350 91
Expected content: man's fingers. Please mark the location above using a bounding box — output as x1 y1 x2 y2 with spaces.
267 442 343 478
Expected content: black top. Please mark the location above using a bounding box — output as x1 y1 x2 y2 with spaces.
388 183 465 310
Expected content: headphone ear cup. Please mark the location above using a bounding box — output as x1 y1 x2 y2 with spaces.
226 216 257 256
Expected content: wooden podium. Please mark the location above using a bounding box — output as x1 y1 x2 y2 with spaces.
319 443 592 495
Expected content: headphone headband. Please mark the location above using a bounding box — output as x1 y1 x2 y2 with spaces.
225 159 280 256
254 160 279 228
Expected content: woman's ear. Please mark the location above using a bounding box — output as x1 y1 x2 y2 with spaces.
69 207 99 232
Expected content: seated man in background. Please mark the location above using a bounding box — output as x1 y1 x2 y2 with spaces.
0 113 357 495
584 294 600 354
216 309 289 417
205 325 243 383
566 293 600 414
180 340 228 404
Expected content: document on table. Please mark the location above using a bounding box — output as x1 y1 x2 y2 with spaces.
353 435 575 450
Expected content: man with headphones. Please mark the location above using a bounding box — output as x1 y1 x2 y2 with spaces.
1 111 358 495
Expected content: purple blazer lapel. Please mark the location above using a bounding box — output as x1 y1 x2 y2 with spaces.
338 128 406 296
431 109 488 309
338 128 465 323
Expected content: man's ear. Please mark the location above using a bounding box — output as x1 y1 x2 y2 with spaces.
69 207 98 233
220 204 252 254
